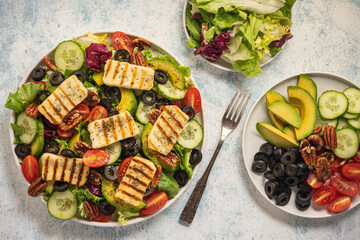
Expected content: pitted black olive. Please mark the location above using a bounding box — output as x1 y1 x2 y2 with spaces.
114 49 130 62
54 181 69 192
44 140 60 154
60 149 76 158
182 105 195 121
104 165 118 181
174 170 188 187
99 200 116 215
154 70 168 84
155 98 170 109
141 90 157 105
36 90 51 104
15 143 31 159
71 70 86 83
103 86 120 100
30 67 46 81
121 137 136 149
189 149 202 166
49 71 65 86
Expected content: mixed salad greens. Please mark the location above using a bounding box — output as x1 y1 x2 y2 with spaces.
185 0 296 77
6 32 204 225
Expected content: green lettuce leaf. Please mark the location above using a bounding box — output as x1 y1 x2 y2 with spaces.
11 123 25 137
232 52 262 78
157 171 179 198
212 7 245 29
186 3 202 40
75 121 92 146
223 42 253 62
187 37 201 48
204 26 221 42
173 143 193 179
240 13 263 51
5 82 44 113
141 49 153 60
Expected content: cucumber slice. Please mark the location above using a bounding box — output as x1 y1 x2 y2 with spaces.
333 128 359 159
47 190 78 220
54 41 85 71
348 116 360 130
16 112 38 144
134 122 144 150
31 119 44 156
343 88 360 114
336 118 351 130
135 101 154 125
155 81 186 100
103 142 122 165
315 112 338 136
318 90 348 119
343 112 359 119
177 119 203 149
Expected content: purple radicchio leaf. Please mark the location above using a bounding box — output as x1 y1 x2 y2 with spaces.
84 182 103 196
194 32 231 61
191 12 202 19
270 33 293 48
85 43 112 72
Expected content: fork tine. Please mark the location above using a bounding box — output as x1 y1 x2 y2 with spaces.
234 93 251 123
224 90 242 119
229 92 247 120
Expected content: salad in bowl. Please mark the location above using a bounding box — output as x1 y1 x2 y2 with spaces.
6 31 204 226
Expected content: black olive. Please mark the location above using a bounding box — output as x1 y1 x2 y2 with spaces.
275 190 291 206
99 200 116 215
99 98 113 111
281 150 297 165
155 98 170 109
174 170 188 187
254 152 269 163
60 149 76 158
141 90 157 105
71 70 87 83
189 149 202 166
15 143 31 158
298 167 310 183
103 86 120 100
30 66 46 81
295 201 310 211
108 109 119 117
121 137 136 149
123 145 139 158
104 165 118 181
49 71 65 86
114 49 130 62
284 175 299 187
273 148 286 161
296 190 312 205
182 105 195 121
154 70 168 84
273 163 285 178
298 183 312 193
252 160 267 174
53 181 69 192
36 90 51 104
264 171 277 181
44 140 60 154
268 156 277 170
285 164 298 176
264 180 279 199
259 143 274 156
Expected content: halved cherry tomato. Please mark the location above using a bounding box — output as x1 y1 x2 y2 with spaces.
342 163 360 180
331 158 343 173
83 150 110 168
73 103 90 120
112 31 136 64
22 155 40 183
331 172 359 196
92 213 112 222
312 185 337 206
351 147 360 163
306 171 325 189
89 106 108 123
140 191 168 216
328 195 351 213
57 127 75 139
117 157 133 182
183 87 202 114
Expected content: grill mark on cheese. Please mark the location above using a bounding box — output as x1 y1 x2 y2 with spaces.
120 181 145 195
125 112 135 136
173 106 188 122
112 60 121 80
129 67 138 88
138 70 146 89
148 139 159 152
47 100 64 120
77 163 85 186
119 63 129 85
40 106 58 125
104 59 113 78
58 86 76 107
43 155 49 179
60 158 68 182
156 124 174 144
159 115 178 138
101 119 110 146
117 115 126 139
128 166 152 181
108 117 118 142
132 159 155 172
68 159 76 183
53 92 70 113
53 159 58 180
125 174 147 188
74 78 86 96
163 108 184 128
119 190 141 201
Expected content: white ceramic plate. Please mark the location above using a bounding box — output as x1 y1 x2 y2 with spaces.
182 1 285 73
242 72 360 218
9 31 206 227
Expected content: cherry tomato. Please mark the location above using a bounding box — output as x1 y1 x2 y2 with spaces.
328 195 351 213
183 87 202 114
57 127 75 139
139 191 168 216
22 155 40 183
306 171 325 189
89 106 108 123
92 213 112 222
117 157 133 182
331 172 359 196
342 163 360 180
73 103 90 120
83 150 110 168
312 185 337 206
331 158 343 173
351 147 360 163
112 31 136 64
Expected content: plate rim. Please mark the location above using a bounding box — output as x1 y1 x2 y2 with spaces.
241 71 360 218
8 31 207 227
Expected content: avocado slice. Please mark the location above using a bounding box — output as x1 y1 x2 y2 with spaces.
298 74 317 100
45 180 55 194
147 58 185 90
282 126 296 140
268 100 302 128
92 71 104 86
265 91 287 130
68 132 81 153
288 86 317 140
30 119 44 156
101 178 146 211
256 122 299 148
116 88 137 116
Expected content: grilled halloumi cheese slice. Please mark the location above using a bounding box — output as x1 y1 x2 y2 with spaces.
41 153 90 187
103 59 154 90
148 105 189 155
38 75 88 125
87 111 140 148
115 156 156 207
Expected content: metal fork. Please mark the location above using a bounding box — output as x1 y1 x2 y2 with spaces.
179 90 251 225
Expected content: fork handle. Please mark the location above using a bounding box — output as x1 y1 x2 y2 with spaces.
179 139 225 225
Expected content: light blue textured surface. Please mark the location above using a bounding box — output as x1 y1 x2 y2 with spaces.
1 0 360 239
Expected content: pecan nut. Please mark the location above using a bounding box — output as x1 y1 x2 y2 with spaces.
313 126 322 134
135 51 147 67
43 56 57 71
82 91 100 107
58 110 82 131
158 152 180 168
74 141 93 155
315 157 331 181
317 151 335 163
25 103 40 118
83 200 99 219
323 125 337 150
132 38 151 51
307 134 324 151
148 165 162 189
87 170 102 186
28 177 47 197
299 139 316 166
149 109 162 125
